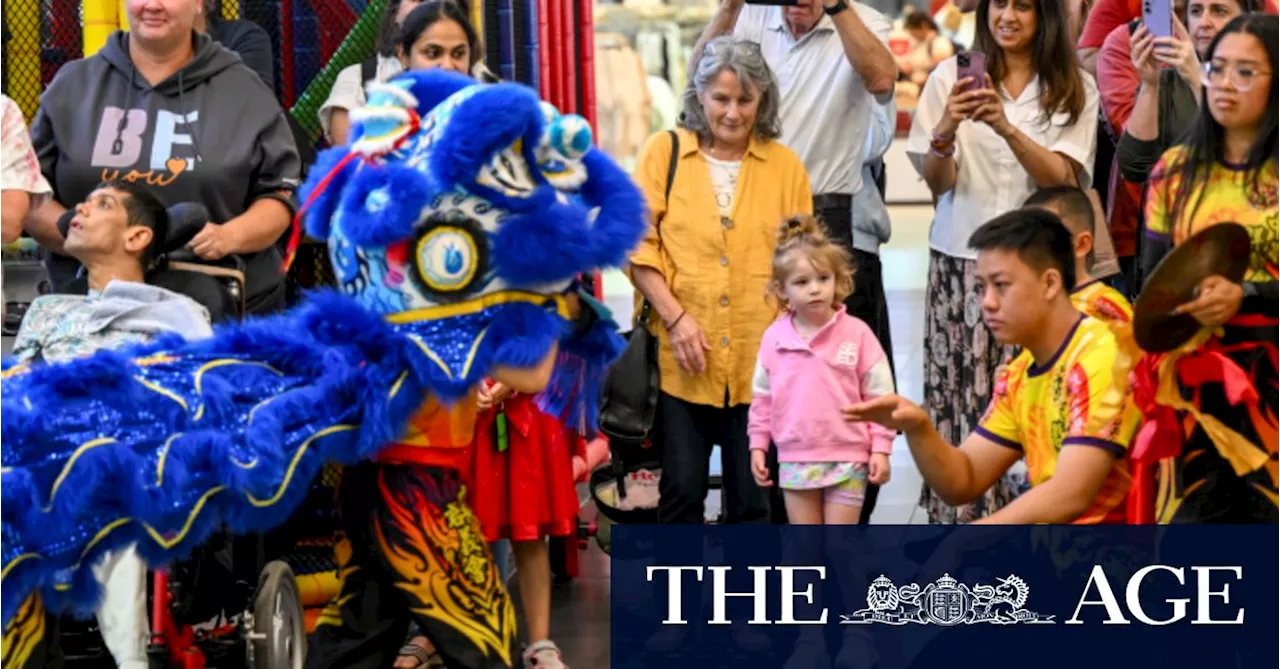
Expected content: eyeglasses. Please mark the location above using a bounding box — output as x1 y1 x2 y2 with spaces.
1202 61 1274 92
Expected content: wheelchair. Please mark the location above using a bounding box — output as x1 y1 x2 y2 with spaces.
2 238 54 338
36 204 314 668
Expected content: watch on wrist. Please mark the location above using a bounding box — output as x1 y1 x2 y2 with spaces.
823 0 848 15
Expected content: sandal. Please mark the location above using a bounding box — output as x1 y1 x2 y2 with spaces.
523 639 568 668
397 641 445 668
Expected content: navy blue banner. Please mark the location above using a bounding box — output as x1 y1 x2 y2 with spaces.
609 525 1278 669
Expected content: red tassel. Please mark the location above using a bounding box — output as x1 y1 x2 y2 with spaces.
280 106 421 274
281 151 362 273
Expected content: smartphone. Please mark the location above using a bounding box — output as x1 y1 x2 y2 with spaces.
956 51 986 93
1143 0 1173 39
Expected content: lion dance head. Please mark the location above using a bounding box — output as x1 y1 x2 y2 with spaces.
292 68 648 424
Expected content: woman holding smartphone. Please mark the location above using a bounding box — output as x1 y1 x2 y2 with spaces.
906 0 1100 524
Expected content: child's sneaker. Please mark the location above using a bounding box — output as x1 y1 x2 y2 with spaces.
523 639 568 668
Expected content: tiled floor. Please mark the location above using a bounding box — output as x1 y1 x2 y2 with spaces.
546 205 938 665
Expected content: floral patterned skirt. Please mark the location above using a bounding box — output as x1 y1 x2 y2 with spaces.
919 250 1026 523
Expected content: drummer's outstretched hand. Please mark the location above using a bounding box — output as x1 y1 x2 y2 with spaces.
1174 275 1244 328
843 394 930 435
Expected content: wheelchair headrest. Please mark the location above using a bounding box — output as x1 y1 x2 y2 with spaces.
56 202 211 254
163 203 210 251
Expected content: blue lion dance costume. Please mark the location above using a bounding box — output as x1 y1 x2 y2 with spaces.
0 69 646 668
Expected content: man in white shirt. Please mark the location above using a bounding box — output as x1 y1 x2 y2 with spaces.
691 0 899 524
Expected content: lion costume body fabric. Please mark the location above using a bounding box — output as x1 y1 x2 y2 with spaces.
0 69 646 668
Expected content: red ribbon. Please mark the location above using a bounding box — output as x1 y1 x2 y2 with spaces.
1127 345 1239 525
1130 353 1183 466
1126 299 1278 524
280 109 423 273
281 150 360 273
1131 332 1269 468
1127 462 1156 525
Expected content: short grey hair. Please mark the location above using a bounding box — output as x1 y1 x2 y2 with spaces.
678 36 783 142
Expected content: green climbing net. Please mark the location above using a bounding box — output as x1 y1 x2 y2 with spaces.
288 0 389 148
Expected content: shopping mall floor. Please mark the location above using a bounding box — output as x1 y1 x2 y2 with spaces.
549 204 936 667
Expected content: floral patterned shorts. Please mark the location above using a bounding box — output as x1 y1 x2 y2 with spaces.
778 462 869 507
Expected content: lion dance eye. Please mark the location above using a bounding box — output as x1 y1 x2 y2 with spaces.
417 227 479 293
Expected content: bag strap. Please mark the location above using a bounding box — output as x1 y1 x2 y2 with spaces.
638 130 680 325
663 129 679 202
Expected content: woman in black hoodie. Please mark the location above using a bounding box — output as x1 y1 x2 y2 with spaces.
25 0 300 314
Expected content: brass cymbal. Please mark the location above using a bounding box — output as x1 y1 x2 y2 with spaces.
1133 222 1253 353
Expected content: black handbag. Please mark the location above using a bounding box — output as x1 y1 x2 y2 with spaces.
597 130 679 476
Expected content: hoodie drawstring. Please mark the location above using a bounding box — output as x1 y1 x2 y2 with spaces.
177 69 204 165
111 69 137 156
113 67 202 167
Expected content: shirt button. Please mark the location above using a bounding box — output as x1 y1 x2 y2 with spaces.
719 295 730 307
721 216 734 229
720 336 730 347
720 255 729 267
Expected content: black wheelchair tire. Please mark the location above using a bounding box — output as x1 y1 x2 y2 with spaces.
249 561 306 669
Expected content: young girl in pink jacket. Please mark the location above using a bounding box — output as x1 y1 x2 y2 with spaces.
748 215 896 525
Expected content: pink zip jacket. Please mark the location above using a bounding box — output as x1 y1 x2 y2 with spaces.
748 307 895 463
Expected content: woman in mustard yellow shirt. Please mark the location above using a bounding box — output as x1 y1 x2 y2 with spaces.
629 36 813 525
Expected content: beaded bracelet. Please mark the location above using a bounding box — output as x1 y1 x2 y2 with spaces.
929 128 956 159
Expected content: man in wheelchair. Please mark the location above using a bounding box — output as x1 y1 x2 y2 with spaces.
11 179 216 362
48 182 249 325
10 179 224 668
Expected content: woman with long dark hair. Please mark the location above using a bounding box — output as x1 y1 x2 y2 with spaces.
1139 13 1277 524
318 0 426 146
906 0 1099 523
319 0 496 147
392 0 496 81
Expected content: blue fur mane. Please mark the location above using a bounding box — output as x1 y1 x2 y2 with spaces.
0 291 585 624
1 67 649 629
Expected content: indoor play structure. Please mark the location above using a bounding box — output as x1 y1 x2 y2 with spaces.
1 0 600 154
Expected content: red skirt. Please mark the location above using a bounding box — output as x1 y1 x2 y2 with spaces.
469 394 584 543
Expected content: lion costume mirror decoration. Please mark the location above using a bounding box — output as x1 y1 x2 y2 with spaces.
0 69 646 628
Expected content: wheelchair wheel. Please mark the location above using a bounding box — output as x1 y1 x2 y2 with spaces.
248 561 305 669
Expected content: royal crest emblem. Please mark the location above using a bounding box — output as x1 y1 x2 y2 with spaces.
842 574 1055 626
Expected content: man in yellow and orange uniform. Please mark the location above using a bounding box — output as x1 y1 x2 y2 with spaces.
847 209 1139 524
